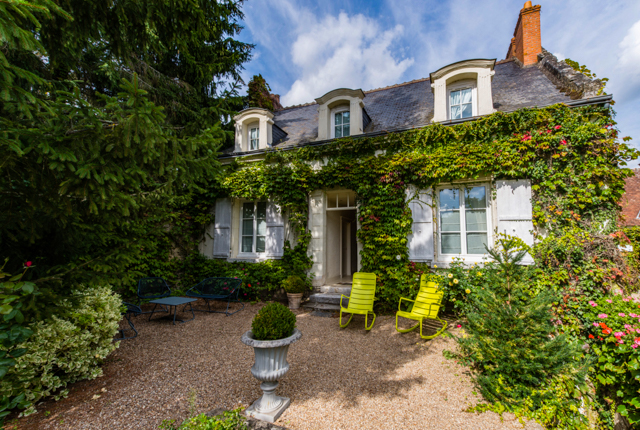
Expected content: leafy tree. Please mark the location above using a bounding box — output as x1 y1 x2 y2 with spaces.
0 0 253 289
247 74 275 110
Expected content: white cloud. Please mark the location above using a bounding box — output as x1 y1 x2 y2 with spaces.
281 12 414 106
618 20 640 98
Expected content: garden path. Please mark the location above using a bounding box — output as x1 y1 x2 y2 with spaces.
10 302 542 430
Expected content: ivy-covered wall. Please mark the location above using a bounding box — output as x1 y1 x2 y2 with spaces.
208 103 637 310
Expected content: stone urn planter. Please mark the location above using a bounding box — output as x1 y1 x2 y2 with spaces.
286 293 303 310
241 328 302 423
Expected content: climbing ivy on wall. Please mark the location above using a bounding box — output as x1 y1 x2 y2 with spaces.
206 103 637 309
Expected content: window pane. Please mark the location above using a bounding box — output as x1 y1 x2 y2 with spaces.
465 186 486 209
440 211 461 232
461 103 472 118
343 124 350 137
256 236 266 253
467 233 488 254
442 233 461 254
460 88 472 104
335 112 342 125
335 126 342 138
241 236 253 253
256 202 267 219
242 202 254 218
451 105 461 119
342 111 350 124
439 189 460 210
450 90 461 106
466 209 487 231
257 219 266 236
242 219 253 236
250 128 259 139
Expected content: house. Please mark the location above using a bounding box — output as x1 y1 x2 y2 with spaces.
621 169 640 227
200 2 610 294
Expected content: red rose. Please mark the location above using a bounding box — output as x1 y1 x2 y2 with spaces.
25 261 32 267
554 125 561 130
588 334 594 339
248 284 252 288
560 139 567 145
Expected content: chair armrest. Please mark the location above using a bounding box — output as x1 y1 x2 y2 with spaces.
340 294 350 308
398 297 415 311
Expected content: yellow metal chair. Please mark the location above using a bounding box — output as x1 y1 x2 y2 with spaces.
395 276 447 339
339 272 377 330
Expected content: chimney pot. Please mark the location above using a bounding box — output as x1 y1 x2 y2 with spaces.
524 1 533 8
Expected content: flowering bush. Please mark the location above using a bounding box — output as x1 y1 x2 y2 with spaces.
0 285 121 416
584 295 640 424
440 258 501 315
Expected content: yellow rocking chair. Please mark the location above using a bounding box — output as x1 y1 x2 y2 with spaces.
395 275 447 339
339 272 377 330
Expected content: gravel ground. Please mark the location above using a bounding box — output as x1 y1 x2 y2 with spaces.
10 301 541 430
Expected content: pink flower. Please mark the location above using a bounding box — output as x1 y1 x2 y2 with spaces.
625 324 633 330
456 324 462 328
635 339 640 345
619 313 626 317
25 261 32 267
598 314 608 318
618 339 624 344
637 329 640 334
614 332 625 337
606 299 612 303
633 344 639 349
631 313 638 318
554 125 561 130
624 298 630 302
588 301 597 307
593 322 599 327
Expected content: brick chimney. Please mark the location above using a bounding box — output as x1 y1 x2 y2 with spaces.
269 94 283 111
506 1 542 66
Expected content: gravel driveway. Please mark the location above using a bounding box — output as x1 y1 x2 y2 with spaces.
10 302 541 430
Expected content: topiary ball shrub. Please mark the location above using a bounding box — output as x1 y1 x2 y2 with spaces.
282 275 307 294
251 302 296 341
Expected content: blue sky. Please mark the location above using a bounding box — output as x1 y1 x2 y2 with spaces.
236 0 640 167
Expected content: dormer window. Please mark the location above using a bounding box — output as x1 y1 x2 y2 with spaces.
430 59 496 123
250 127 259 150
315 89 367 140
333 108 350 138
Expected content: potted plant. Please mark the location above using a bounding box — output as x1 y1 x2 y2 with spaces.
241 303 301 423
282 275 307 309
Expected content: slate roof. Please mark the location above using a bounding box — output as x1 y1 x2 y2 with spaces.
224 53 601 155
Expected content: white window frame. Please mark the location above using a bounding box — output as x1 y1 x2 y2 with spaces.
239 201 267 256
436 183 492 261
249 126 259 151
636 210 640 220
330 106 351 138
447 80 477 120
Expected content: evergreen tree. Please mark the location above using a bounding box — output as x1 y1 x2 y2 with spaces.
0 0 252 289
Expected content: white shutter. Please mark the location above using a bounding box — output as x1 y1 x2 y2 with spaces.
496 179 535 264
265 201 284 258
213 198 232 258
408 188 434 262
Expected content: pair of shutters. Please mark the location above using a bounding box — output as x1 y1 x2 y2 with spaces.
407 180 534 263
212 199 284 259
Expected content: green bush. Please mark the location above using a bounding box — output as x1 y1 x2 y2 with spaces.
159 408 248 430
282 275 307 294
584 295 640 425
251 303 296 341
0 285 121 415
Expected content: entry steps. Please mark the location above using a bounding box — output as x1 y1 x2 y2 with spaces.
304 284 351 313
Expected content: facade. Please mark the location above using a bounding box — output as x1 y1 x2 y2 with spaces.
621 169 640 227
200 2 610 287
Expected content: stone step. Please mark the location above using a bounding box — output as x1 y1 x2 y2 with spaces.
308 293 345 306
303 302 341 311
316 285 352 295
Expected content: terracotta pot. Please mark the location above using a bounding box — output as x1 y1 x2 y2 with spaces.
286 292 303 310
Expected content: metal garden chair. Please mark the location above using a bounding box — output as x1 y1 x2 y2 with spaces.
137 277 171 315
339 272 377 330
185 277 244 316
395 275 447 339
117 302 142 340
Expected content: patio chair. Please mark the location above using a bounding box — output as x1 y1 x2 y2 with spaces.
137 277 171 315
117 302 142 340
395 275 447 339
185 277 244 316
339 272 377 330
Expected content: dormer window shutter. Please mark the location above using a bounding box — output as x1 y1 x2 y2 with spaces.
495 179 534 264
213 197 232 258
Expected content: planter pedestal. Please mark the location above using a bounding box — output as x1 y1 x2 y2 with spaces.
241 329 302 423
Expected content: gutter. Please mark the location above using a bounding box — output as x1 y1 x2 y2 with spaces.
218 94 614 160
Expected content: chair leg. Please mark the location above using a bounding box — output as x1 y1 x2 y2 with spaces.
339 309 353 328
395 314 419 333
420 317 448 340
365 311 376 331
225 299 245 316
